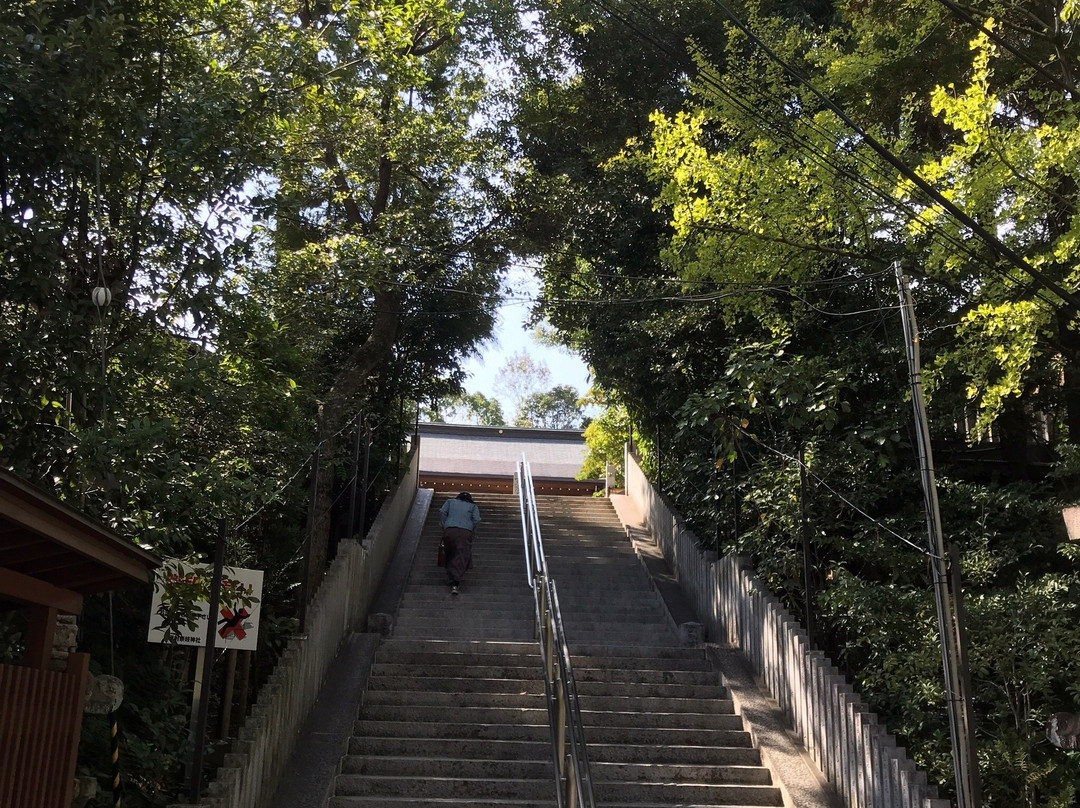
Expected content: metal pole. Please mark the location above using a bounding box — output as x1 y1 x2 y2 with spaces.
298 441 319 632
731 446 740 551
219 648 238 740
798 447 815 648
655 423 662 492
188 519 226 801
397 394 405 471
358 420 371 542
347 412 362 538
950 542 982 803
895 263 980 808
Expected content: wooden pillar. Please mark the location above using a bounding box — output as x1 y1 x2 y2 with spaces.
23 606 59 670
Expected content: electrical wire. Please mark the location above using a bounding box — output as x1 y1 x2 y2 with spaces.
576 0 993 277
734 426 940 559
697 0 1080 310
579 0 1069 317
924 0 1077 96
232 412 387 532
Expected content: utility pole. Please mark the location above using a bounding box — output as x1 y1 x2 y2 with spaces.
298 434 320 632
358 419 372 542
187 519 226 801
895 263 981 808
798 447 815 648
347 411 363 538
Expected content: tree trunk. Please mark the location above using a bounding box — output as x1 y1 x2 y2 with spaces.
301 285 403 605
1057 309 1080 442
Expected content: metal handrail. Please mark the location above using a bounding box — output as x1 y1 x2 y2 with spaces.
516 456 596 808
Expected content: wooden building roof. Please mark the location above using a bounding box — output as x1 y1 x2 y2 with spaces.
0 469 160 610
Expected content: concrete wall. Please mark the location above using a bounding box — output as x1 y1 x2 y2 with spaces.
624 447 951 808
170 445 421 808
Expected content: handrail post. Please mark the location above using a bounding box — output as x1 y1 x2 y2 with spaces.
518 454 596 808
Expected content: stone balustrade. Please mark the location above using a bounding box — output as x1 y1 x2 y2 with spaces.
624 446 951 808
169 444 420 808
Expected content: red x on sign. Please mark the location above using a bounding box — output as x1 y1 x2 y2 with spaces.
218 607 249 641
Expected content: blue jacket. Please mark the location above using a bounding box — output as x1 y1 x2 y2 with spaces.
440 498 481 531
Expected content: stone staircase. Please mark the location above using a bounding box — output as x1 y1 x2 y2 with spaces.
537 495 783 808
328 492 783 808
329 493 554 807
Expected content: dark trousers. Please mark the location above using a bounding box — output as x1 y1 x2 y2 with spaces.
442 527 473 584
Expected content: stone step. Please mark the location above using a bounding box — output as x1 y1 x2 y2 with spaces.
363 690 546 709
348 736 552 760
565 633 678 648
562 625 675 638
329 797 554 808
366 676 727 700
397 588 533 599
334 775 553 800
369 662 545 680
392 626 535 641
590 760 773 784
353 719 549 742
340 756 555 780
559 620 673 634
591 780 782 806
579 694 737 715
375 646 540 664
579 710 744 731
391 618 536 634
586 742 762 766
570 644 707 660
352 720 754 748
359 703 745 731
572 655 712 672
368 662 716 685
405 572 536 583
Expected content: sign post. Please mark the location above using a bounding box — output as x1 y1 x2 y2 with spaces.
187 521 225 800
146 529 263 801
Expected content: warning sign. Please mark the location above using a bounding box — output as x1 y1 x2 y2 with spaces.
147 561 263 651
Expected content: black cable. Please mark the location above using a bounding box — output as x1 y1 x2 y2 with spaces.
925 0 1077 96
583 0 1066 317
694 0 1080 312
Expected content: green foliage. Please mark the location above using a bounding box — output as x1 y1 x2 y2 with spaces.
2 0 518 803
513 384 584 429
579 390 632 482
460 392 508 426
435 391 507 425
494 350 552 416
509 0 1080 804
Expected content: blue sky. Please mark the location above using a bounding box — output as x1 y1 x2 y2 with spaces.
461 264 592 416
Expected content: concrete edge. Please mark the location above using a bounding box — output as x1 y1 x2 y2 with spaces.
707 645 844 808
367 487 435 627
265 490 436 808
608 495 686 635
606 493 842 808
264 632 381 808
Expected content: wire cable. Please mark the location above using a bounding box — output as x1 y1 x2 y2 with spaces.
734 426 940 559
695 0 1080 311
580 0 1068 317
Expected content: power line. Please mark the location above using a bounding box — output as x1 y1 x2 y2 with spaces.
734 426 939 559
925 0 1077 96
695 0 1080 312
580 0 1068 317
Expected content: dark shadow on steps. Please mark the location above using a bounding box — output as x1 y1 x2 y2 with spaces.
264 488 434 808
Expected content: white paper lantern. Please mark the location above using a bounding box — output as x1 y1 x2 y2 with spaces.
91 286 112 308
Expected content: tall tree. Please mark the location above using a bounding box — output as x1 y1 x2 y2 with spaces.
514 384 584 429
255 0 516 594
